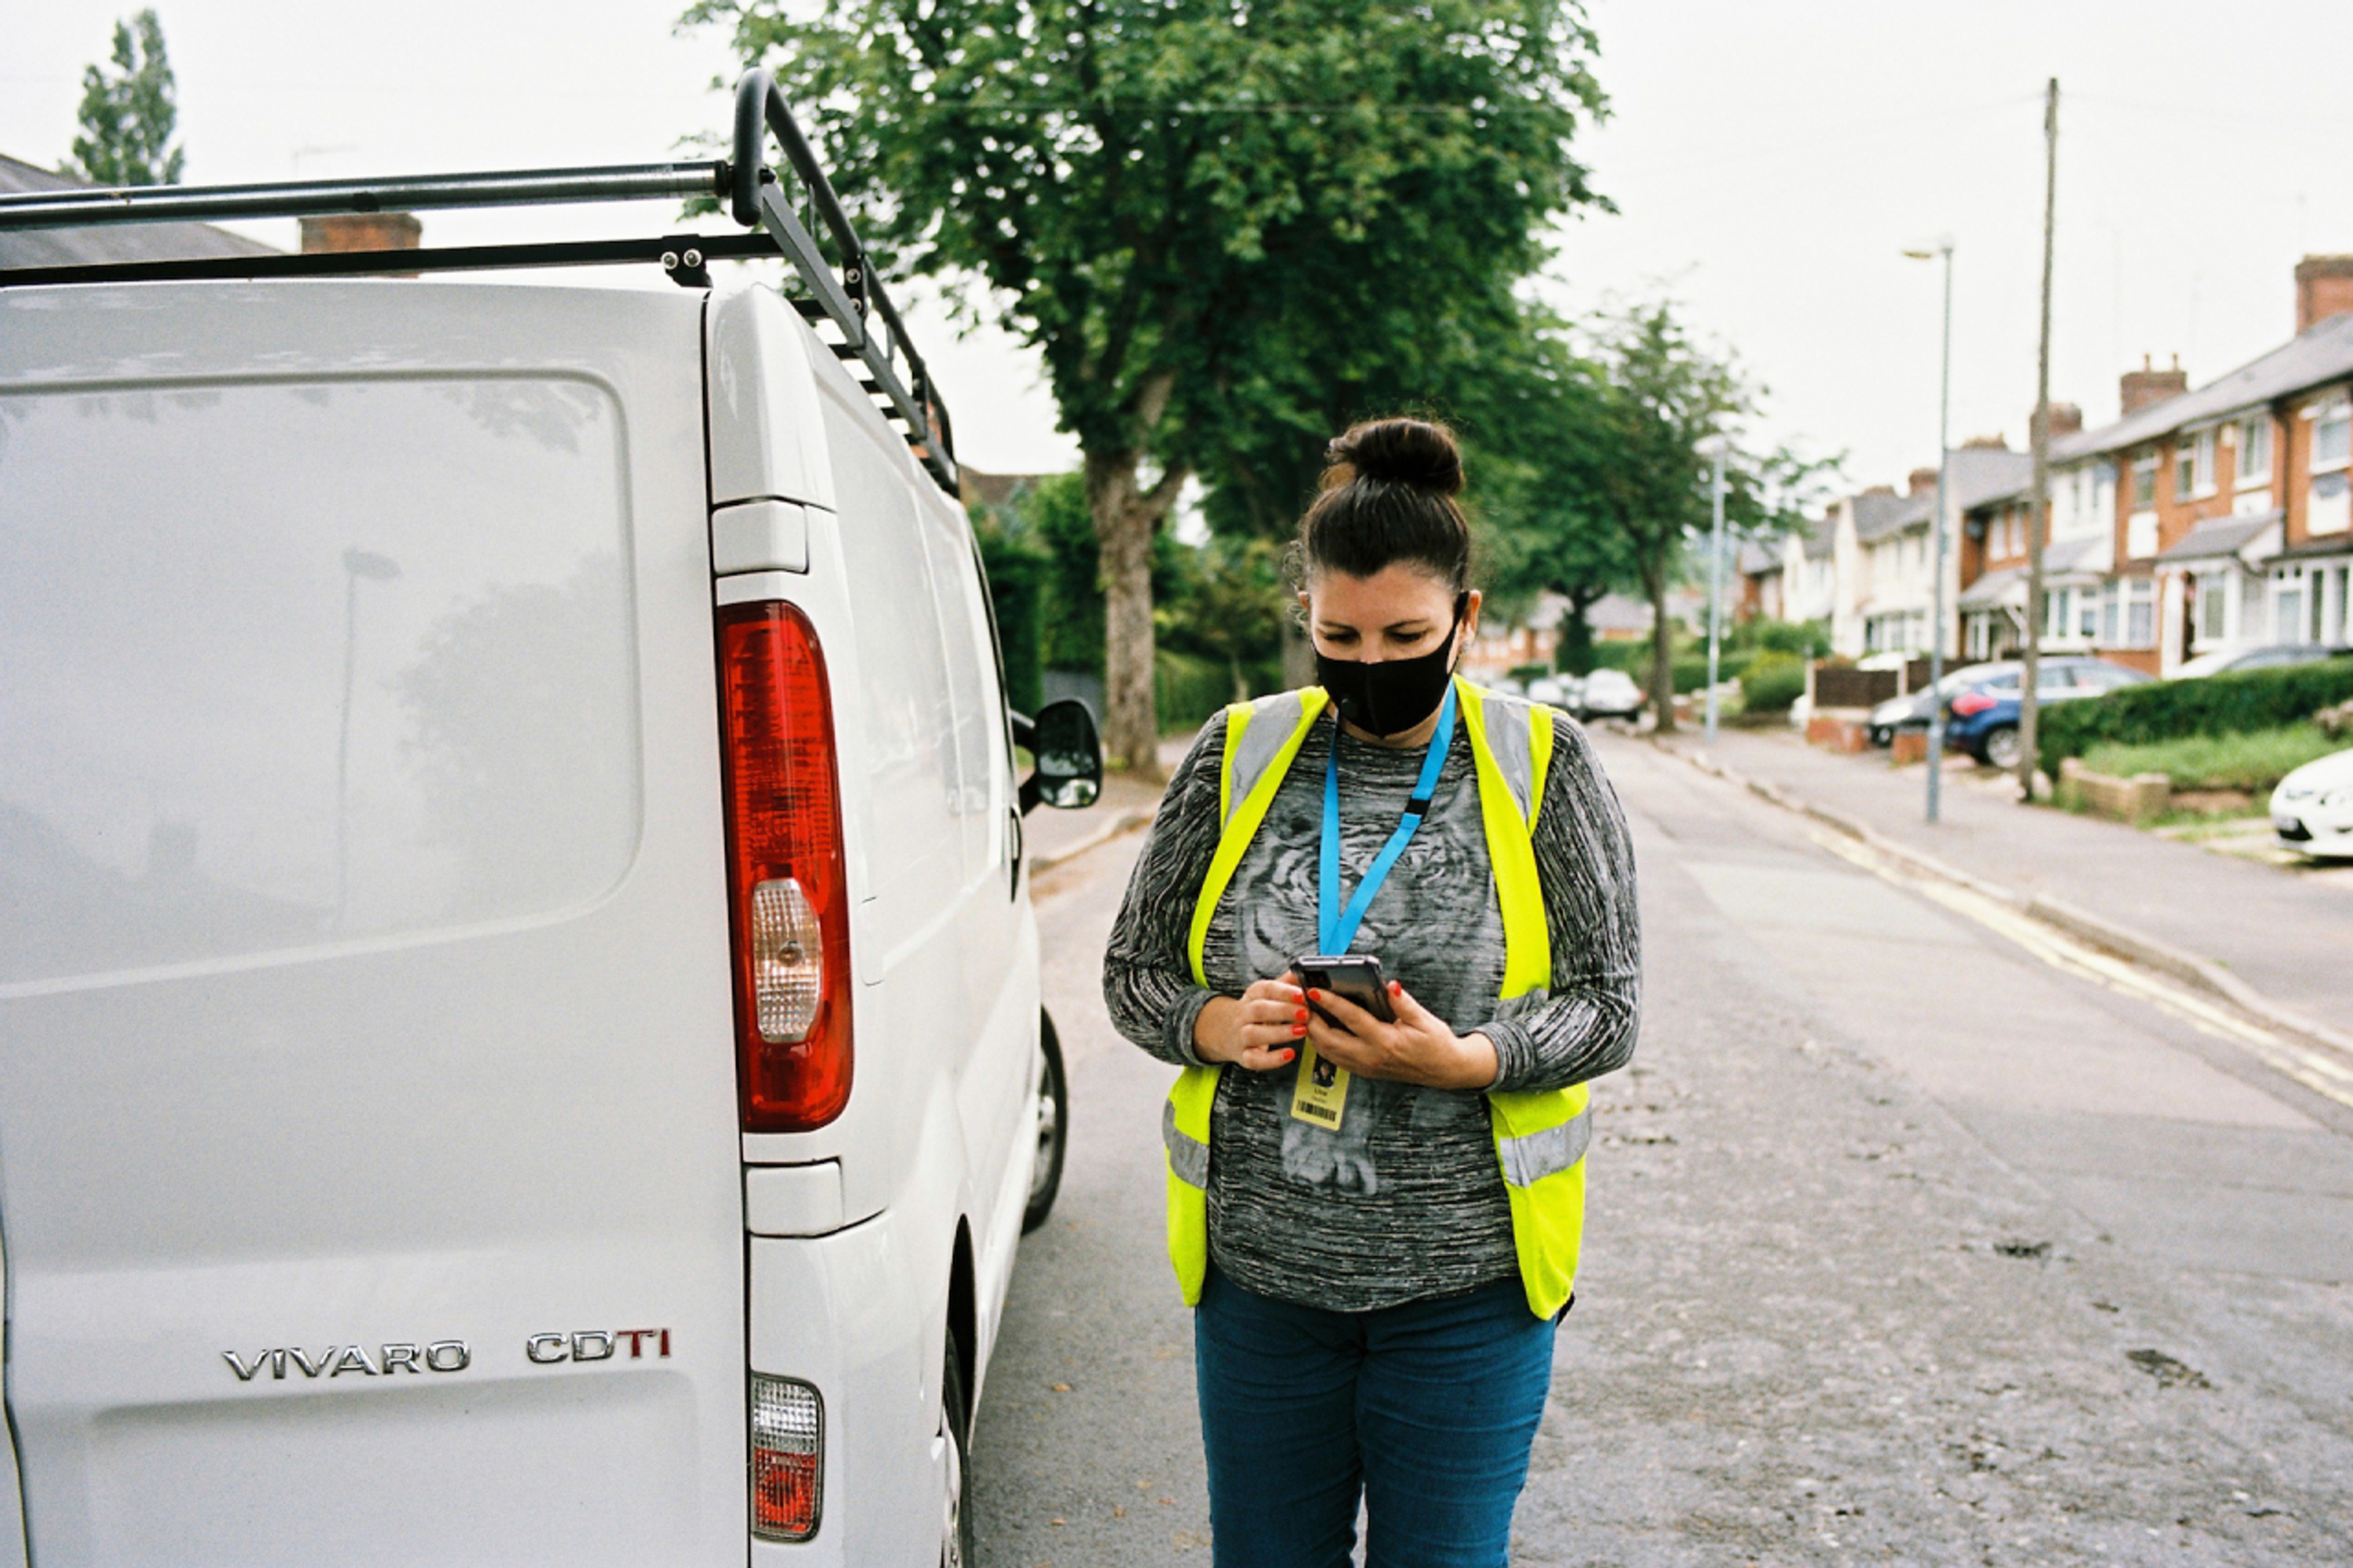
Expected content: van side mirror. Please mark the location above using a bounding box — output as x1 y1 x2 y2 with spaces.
1015 699 1103 815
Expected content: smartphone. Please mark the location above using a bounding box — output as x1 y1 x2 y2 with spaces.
1292 954 1396 1031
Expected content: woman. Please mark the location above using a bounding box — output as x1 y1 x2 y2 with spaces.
1102 416 1642 1567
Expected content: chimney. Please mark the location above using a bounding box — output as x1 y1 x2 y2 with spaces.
1908 467 1939 496
1862 483 1896 498
1960 433 2007 450
2045 402 2083 437
2120 354 2188 414
2295 254 2353 333
299 213 423 254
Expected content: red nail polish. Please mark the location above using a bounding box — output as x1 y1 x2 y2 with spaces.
1294 1008 1309 1023
1282 1049 1297 1062
1292 1023 1306 1036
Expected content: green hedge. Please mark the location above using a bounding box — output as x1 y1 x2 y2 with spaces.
1157 650 1282 735
1670 650 1755 694
2078 724 2344 793
1740 655 1807 714
2037 659 2353 776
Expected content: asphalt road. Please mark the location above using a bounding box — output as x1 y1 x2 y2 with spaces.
974 729 2353 1566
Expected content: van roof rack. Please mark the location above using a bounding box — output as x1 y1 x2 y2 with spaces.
0 69 957 492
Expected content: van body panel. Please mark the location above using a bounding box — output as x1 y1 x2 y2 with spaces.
0 282 746 1566
707 287 836 511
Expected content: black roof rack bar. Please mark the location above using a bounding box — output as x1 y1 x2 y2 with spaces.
0 230 781 290
734 67 955 491
0 162 729 230
0 69 957 493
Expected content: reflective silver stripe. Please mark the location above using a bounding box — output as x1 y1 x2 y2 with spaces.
1224 690 1308 825
1481 694 1537 822
1163 1099 1210 1188
1496 1108 1591 1187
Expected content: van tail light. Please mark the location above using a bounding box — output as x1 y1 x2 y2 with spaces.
749 1374 824 1540
1950 691 1998 718
717 600 851 1132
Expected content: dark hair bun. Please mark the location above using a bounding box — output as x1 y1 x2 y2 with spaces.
1327 417 1463 497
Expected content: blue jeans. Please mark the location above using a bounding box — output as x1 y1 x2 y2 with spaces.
1194 1266 1558 1568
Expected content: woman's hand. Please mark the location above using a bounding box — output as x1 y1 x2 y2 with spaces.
1192 976 1310 1072
1303 981 1499 1091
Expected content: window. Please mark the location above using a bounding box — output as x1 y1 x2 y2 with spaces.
2238 415 2272 487
2101 582 2120 645
2315 400 2351 471
2131 451 2158 510
2126 580 2156 648
2126 510 2158 559
2077 592 2099 639
2175 429 2216 498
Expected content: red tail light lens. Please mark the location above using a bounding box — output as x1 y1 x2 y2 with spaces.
1950 691 1998 717
717 600 851 1132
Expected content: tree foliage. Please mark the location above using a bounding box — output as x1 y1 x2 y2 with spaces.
63 10 185 187
686 0 1607 771
1563 302 1834 728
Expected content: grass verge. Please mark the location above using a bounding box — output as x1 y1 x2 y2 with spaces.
2078 724 2346 793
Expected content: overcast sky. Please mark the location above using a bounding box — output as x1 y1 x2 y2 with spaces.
7 1 2352 492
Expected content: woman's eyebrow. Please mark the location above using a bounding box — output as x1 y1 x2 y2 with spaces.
1382 619 1433 635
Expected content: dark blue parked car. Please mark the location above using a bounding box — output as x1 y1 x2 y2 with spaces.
1943 656 2151 768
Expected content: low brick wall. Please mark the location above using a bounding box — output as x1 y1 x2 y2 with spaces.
1806 712 1870 753
1889 730 1928 765
2058 758 2171 821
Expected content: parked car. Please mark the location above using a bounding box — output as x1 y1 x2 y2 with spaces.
2171 643 2352 679
0 81 1094 1567
1944 657 2152 769
1865 665 1989 747
1578 667 1648 722
1526 673 1582 713
2270 746 2353 860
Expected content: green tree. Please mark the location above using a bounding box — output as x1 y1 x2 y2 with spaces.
1574 303 1832 729
687 0 1605 773
62 11 186 187
1468 324 1637 675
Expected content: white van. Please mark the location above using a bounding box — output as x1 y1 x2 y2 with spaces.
0 72 1095 1568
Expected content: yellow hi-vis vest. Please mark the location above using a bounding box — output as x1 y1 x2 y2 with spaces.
1162 676 1593 1320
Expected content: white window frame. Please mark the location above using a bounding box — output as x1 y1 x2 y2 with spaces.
2126 509 2159 560
2175 428 2217 499
2236 414 2273 489
2130 450 2159 512
2125 578 2156 649
2308 394 2351 475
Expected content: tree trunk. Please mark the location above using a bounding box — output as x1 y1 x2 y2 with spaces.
1643 564 1677 732
1559 592 1597 674
1084 442 1190 779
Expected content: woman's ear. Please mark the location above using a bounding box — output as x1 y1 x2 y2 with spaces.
1461 589 1483 643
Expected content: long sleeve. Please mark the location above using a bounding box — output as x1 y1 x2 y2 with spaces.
1101 713 1231 1068
1474 719 1643 1094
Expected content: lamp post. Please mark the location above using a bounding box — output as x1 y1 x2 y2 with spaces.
1697 434 1730 747
1903 237 1955 824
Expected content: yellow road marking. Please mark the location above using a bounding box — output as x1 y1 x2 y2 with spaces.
1807 827 2353 1113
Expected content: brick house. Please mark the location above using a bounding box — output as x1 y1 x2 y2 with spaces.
1830 444 2032 659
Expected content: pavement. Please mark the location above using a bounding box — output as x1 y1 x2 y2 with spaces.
1659 724 2353 1034
975 729 2353 1567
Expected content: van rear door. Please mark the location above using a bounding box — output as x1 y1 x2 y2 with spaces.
0 282 746 1566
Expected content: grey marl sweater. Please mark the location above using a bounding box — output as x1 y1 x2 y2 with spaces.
1102 700 1642 1312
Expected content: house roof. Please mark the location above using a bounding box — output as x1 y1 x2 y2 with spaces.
1735 538 1778 575
1953 536 2107 610
957 467 1051 509
1853 448 2035 541
1800 516 1834 559
1585 592 1652 632
0 154 281 270
2082 313 2353 457
2154 511 2281 563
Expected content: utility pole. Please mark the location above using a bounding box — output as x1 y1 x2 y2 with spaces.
1703 437 1727 746
1903 239 1955 824
2020 77 2058 801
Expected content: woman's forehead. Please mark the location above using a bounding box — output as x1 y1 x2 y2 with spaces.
1308 564 1456 620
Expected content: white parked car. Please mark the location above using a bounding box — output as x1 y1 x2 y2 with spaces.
1525 673 1579 711
1578 667 1648 722
2270 747 2353 859
0 72 1090 1568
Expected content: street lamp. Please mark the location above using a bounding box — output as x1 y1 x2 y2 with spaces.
1903 237 1955 825
1696 434 1731 748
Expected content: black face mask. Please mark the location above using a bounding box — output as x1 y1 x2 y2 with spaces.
1315 596 1468 739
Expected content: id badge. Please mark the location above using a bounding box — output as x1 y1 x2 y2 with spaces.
1287 1044 1349 1131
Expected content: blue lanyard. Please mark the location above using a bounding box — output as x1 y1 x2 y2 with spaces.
1319 684 1457 955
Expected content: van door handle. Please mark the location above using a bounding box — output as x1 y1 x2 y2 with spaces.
1007 805 1023 900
